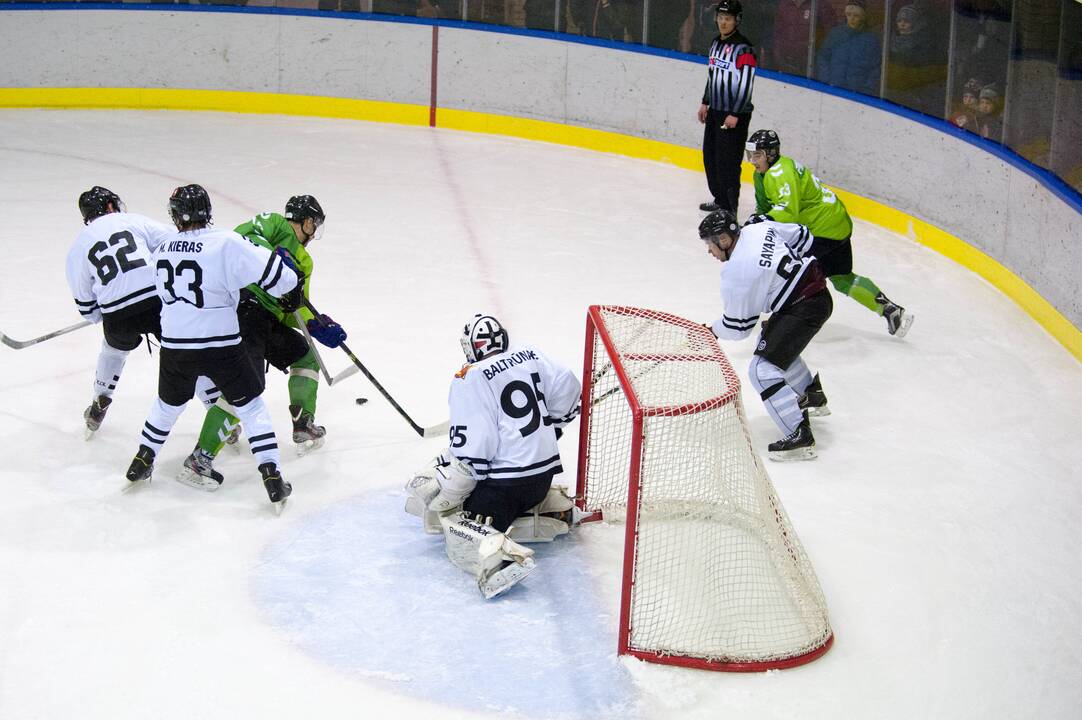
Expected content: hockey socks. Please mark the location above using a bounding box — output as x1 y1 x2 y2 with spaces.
196 404 240 457
829 273 886 315
288 354 320 416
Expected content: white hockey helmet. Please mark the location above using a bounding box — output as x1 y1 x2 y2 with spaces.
460 314 509 363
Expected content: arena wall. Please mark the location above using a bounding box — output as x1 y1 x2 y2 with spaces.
1 8 1078 357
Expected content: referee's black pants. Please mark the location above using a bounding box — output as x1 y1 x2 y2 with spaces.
703 109 751 212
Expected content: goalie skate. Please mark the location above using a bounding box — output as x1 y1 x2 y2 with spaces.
479 556 536 599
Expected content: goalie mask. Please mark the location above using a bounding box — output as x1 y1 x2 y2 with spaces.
78 186 125 225
460 314 509 363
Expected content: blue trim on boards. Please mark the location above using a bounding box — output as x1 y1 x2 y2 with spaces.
3 3 1079 213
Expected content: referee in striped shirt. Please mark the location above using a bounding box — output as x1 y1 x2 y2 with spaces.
697 0 757 213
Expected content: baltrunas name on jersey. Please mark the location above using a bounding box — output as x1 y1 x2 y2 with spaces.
482 349 538 381
164 240 204 253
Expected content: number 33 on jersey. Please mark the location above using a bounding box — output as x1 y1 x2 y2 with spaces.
448 344 581 482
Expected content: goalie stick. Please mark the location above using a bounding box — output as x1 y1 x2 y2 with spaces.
303 300 449 439
1 320 92 350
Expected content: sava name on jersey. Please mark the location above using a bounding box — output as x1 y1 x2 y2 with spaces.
712 222 816 340
449 343 581 483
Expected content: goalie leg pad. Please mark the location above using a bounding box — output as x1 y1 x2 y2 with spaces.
507 515 569 543
439 512 535 599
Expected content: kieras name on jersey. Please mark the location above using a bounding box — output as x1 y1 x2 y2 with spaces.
164 239 203 253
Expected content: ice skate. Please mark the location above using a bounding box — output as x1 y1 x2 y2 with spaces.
798 373 830 417
877 293 914 339
767 413 817 462
83 395 113 440
290 404 326 456
479 556 536 600
259 462 292 514
123 444 155 491
176 447 224 492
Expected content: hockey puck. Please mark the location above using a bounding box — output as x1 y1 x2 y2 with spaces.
355 397 368 405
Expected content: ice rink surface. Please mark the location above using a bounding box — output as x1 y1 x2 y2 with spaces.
1 109 1080 719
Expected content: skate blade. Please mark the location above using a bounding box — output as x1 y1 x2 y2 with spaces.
480 559 536 600
224 441 242 455
805 406 831 418
84 426 98 441
768 446 818 462
273 498 288 516
893 312 915 339
121 476 151 493
295 436 325 457
175 469 222 492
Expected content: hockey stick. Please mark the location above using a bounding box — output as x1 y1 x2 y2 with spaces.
1 319 92 350
293 311 360 387
304 300 449 439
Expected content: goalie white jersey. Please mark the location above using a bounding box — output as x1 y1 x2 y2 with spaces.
65 212 175 322
153 227 299 350
711 222 818 341
448 344 581 483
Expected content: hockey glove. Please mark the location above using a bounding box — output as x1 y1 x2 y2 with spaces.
306 314 347 348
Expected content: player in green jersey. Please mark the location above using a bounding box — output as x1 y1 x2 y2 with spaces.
177 195 347 490
747 129 914 338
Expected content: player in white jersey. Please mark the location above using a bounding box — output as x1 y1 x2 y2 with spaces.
404 314 582 598
124 185 304 511
700 210 833 461
65 187 175 437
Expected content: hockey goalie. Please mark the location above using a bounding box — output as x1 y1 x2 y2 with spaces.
405 314 582 599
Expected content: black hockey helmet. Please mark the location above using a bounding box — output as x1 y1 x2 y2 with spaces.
746 129 781 165
78 186 124 225
715 0 742 17
284 195 325 226
460 314 509 363
699 209 740 245
168 184 212 228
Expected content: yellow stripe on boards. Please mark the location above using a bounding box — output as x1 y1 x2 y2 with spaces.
0 86 1078 361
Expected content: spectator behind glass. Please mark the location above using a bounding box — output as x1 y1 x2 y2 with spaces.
772 0 836 77
948 77 983 131
593 0 638 42
815 0 881 96
885 3 949 116
977 84 1003 142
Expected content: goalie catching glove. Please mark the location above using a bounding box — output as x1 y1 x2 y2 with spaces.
404 451 478 533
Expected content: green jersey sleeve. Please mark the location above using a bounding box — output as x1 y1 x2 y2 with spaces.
234 213 316 325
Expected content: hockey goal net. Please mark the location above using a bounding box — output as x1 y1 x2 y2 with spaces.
575 305 833 671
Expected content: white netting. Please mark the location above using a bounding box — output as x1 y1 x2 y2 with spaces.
580 306 832 668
